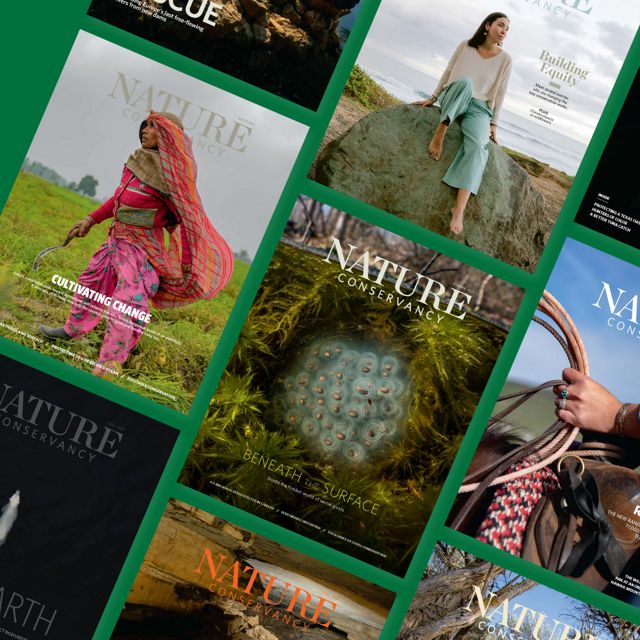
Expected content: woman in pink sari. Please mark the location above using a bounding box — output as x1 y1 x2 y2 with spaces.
40 112 234 376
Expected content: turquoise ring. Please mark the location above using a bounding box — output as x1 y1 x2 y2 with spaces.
561 388 569 400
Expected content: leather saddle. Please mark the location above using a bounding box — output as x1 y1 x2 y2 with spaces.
450 290 640 592
521 454 640 591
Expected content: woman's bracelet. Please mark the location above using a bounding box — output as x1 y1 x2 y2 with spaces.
615 402 631 436
84 216 96 226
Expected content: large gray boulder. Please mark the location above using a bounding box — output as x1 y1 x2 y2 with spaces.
315 105 550 271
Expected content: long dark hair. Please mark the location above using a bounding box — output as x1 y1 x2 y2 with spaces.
468 12 508 48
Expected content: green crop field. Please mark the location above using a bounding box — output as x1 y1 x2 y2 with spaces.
0 172 249 412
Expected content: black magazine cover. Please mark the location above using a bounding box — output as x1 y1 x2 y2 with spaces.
0 354 177 640
574 70 640 247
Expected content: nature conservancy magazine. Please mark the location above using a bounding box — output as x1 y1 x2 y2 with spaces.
310 0 640 271
87 0 363 110
181 195 524 575
0 354 177 640
0 30 307 413
574 69 640 248
448 238 640 605
398 542 639 640
110 498 395 639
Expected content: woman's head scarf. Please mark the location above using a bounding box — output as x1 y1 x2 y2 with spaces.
126 112 234 308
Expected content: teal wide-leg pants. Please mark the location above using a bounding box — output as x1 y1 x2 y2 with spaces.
438 77 493 195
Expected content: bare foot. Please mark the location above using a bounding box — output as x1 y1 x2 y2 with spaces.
428 125 447 160
450 207 464 234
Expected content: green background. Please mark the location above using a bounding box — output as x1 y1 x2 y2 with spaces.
0 1 639 638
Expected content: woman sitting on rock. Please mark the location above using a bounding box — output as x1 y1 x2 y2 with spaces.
414 12 512 235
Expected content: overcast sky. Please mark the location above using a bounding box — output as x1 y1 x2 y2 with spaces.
27 31 308 258
358 0 639 144
509 238 640 401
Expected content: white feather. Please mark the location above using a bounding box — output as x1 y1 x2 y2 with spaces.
0 490 20 546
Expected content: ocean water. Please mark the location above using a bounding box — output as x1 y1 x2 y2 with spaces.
362 65 586 176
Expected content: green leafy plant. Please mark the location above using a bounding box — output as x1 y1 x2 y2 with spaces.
344 65 402 110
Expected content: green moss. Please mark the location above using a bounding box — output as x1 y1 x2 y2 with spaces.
503 147 546 177
184 242 506 573
344 65 402 111
504 147 574 185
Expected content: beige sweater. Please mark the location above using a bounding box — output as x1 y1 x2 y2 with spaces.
433 40 512 124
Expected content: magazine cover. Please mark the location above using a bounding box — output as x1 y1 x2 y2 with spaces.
0 30 307 413
398 541 639 640
448 238 640 605
86 0 362 110
180 195 524 575
574 69 640 247
309 0 640 271
110 498 395 639
0 353 177 640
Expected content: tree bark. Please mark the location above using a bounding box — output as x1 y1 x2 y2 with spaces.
400 569 535 640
